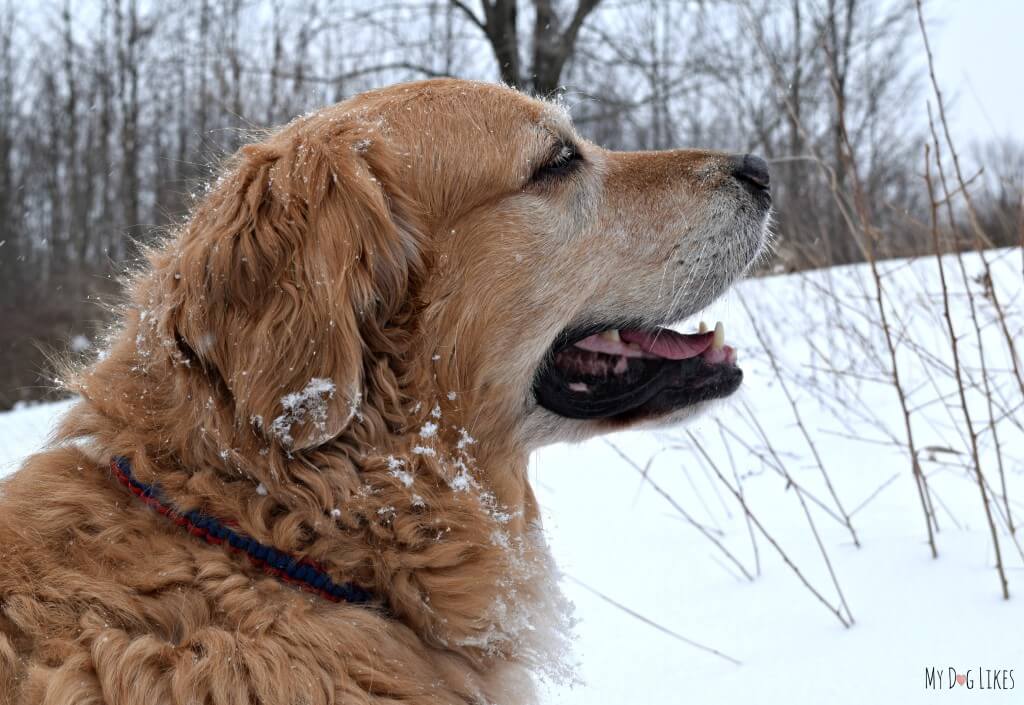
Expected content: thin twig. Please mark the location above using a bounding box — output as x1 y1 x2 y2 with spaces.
923 108 1010 599
718 421 760 576
686 430 852 629
565 575 743 666
739 296 860 548
605 440 753 581
738 401 856 626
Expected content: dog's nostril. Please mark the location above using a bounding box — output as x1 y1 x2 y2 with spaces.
731 153 770 191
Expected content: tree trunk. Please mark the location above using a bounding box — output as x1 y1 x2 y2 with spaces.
454 0 601 94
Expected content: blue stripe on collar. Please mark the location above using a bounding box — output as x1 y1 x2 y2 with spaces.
110 456 373 605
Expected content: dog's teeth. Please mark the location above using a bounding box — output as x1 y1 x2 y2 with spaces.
713 321 725 350
599 329 621 343
698 320 709 333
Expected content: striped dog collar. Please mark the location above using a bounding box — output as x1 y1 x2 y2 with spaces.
109 456 373 605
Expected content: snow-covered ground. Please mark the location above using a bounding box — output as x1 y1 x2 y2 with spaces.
2 250 1022 704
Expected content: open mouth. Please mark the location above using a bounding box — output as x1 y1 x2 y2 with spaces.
533 321 742 420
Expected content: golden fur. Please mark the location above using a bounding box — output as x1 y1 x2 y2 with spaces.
0 79 766 704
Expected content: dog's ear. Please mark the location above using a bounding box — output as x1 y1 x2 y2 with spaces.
157 118 422 450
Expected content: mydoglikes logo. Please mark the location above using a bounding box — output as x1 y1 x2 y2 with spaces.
925 667 1015 691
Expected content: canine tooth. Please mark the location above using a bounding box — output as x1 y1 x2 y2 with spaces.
713 321 725 350
599 329 621 343
698 320 709 333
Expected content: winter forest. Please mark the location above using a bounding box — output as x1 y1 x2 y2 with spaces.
1 0 1020 408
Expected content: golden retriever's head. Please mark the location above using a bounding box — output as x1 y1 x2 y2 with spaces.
146 78 769 457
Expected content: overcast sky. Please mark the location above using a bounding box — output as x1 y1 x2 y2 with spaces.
931 0 1023 144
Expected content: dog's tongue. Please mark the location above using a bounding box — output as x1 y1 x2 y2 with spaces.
573 327 714 360
620 328 713 360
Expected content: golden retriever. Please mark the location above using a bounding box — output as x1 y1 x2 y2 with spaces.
0 79 770 704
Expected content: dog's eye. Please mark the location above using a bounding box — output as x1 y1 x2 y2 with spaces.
532 141 582 182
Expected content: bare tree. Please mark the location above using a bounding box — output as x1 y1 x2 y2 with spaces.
451 0 601 96
973 138 1024 248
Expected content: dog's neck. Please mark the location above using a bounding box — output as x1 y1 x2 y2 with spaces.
59 330 568 666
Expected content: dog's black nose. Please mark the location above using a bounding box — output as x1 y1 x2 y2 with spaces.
731 153 770 191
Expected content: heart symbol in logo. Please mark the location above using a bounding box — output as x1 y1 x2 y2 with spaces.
956 674 966 686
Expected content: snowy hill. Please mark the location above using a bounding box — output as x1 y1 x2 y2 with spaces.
3 250 1022 704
